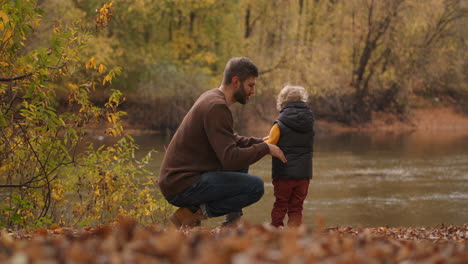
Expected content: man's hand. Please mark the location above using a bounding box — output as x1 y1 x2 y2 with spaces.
267 143 287 163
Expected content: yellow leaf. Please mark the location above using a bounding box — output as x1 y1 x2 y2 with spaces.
86 57 96 69
107 113 114 123
68 83 79 91
0 11 9 31
0 61 8 67
103 74 112 85
2 29 13 44
98 64 106 73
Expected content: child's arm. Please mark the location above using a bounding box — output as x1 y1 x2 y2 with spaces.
264 123 280 145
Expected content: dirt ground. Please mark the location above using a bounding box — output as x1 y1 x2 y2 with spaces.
315 107 468 133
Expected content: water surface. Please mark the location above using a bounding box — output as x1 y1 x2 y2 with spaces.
106 130 468 227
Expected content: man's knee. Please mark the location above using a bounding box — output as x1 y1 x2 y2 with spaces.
250 176 264 201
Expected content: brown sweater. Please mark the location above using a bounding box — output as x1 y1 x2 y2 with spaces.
158 88 270 197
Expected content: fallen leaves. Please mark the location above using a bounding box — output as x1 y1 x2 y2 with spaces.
0 218 467 263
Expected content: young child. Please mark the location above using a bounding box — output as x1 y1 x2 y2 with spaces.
265 85 315 227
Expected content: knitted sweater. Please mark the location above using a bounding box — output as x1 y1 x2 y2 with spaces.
158 88 269 196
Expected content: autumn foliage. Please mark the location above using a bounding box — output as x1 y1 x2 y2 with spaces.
1 217 467 263
1 0 466 241
16 0 465 131
0 1 169 228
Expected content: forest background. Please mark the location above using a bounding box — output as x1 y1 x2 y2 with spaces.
64 0 467 133
0 0 466 228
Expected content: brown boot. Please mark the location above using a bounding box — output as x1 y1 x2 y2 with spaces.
169 207 207 228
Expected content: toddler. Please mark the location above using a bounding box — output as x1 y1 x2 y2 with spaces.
265 85 315 227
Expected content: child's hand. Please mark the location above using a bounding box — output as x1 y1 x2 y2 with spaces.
262 136 269 141
267 143 287 163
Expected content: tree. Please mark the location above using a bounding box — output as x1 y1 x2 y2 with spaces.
0 1 167 227
349 0 405 121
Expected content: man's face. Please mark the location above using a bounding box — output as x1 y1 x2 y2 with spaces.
234 76 256 105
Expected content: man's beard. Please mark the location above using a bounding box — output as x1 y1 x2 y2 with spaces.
233 83 248 105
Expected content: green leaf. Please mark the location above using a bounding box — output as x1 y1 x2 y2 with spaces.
11 213 23 224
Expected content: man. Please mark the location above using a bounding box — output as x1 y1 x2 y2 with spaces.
158 57 287 228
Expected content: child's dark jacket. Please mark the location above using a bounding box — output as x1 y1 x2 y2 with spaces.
272 101 315 179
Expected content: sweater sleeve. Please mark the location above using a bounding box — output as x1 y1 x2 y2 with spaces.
234 134 264 147
264 123 280 145
204 104 269 171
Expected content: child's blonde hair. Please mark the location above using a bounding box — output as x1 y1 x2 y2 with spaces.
276 85 309 111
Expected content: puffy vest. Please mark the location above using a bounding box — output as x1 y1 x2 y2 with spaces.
272 101 315 179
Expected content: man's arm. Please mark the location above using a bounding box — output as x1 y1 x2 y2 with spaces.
205 104 270 170
204 105 286 170
234 134 264 148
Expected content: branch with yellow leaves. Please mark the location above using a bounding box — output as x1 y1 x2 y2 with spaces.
0 62 68 82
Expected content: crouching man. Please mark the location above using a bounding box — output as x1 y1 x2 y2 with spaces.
158 57 286 228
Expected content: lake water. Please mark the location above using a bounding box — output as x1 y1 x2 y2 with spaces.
98 130 468 228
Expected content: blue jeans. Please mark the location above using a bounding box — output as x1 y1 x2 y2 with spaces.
165 169 264 217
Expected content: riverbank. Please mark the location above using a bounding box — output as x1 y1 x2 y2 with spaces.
2 218 467 263
315 107 468 133
239 106 468 139
83 106 468 148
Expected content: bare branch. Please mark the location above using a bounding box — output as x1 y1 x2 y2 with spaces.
47 62 68 70
0 184 29 188
423 1 464 47
259 56 288 75
0 73 33 82
0 62 68 82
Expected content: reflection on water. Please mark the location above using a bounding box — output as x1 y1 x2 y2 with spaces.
92 130 468 227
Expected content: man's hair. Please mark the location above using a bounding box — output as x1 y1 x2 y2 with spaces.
276 85 309 111
222 57 259 85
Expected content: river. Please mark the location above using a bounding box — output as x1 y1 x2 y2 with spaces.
94 130 468 228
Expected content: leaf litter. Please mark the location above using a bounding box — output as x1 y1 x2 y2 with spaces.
1 217 467 263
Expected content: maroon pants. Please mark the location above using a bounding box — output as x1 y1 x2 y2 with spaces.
271 178 310 227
